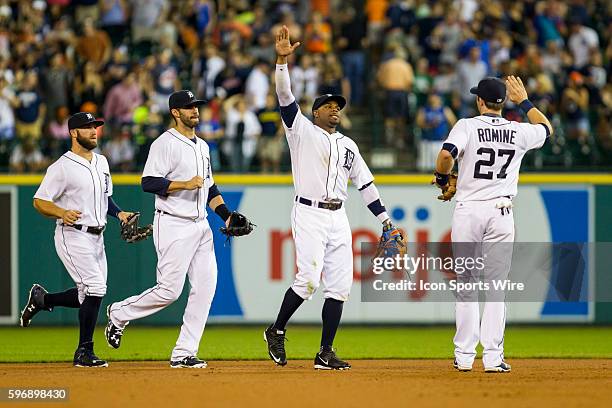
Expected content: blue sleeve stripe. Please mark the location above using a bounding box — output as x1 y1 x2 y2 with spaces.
107 196 121 218
207 184 221 205
367 199 386 216
442 143 458 159
280 101 299 128
141 176 171 197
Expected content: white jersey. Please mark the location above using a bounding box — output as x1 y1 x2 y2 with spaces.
283 108 374 201
34 151 112 227
446 115 547 201
143 128 213 221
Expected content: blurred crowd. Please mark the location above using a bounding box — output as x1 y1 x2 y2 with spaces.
0 0 609 174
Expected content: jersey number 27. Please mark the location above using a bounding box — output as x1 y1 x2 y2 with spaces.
473 147 516 179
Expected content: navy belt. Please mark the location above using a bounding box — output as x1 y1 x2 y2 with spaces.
70 224 105 235
295 196 343 211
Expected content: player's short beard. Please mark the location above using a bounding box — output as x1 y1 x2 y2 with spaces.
178 111 199 129
76 131 97 150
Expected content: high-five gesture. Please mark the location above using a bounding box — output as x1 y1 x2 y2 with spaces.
276 25 300 63
505 75 528 104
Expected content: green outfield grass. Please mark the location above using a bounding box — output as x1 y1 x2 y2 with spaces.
0 326 611 363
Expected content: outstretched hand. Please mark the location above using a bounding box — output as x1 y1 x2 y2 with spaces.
506 75 529 104
275 25 300 57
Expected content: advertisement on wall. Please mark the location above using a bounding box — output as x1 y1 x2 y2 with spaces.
208 185 593 323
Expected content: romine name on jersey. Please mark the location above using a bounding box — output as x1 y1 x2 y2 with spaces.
477 128 516 144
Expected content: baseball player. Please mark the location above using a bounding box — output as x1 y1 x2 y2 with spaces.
105 90 253 368
20 112 140 367
264 26 403 370
433 76 554 372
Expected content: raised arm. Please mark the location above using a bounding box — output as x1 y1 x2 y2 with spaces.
506 75 554 137
275 25 301 128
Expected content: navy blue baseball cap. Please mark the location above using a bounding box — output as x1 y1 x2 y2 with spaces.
169 90 207 110
68 112 104 130
470 77 506 103
312 94 346 112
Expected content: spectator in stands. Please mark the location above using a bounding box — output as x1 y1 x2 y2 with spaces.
245 59 270 111
416 92 456 172
14 71 45 141
103 124 135 172
41 53 71 122
9 136 46 173
456 46 487 117
74 0 99 25
99 0 128 46
104 71 143 127
222 94 261 173
151 48 179 113
47 106 70 158
304 11 332 54
319 53 350 98
257 94 284 173
130 0 169 45
74 61 105 108
0 75 15 142
568 18 600 69
103 46 130 90
413 58 432 107
376 47 413 148
76 18 112 68
562 71 590 144
291 53 319 104
196 105 223 171
337 6 367 106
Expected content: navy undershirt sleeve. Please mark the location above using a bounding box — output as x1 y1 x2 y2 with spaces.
142 176 171 197
280 101 299 128
107 196 121 219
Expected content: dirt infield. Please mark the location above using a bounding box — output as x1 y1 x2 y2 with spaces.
1 360 610 407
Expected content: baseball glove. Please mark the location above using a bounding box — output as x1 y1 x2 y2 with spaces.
120 212 153 243
373 222 407 260
220 211 255 237
433 172 458 201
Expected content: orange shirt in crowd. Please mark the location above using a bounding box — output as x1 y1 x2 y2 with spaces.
310 0 330 17
305 22 332 53
365 0 388 23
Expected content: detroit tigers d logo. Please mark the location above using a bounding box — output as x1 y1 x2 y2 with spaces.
343 148 355 171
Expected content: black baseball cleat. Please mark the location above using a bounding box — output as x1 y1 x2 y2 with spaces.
485 360 512 373
314 347 351 370
104 305 123 349
170 356 207 368
20 284 52 327
264 325 287 366
73 344 108 368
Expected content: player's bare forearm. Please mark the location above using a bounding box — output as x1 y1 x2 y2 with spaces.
33 198 67 219
526 108 554 136
435 150 454 174
276 55 288 65
167 176 203 192
208 195 225 212
33 198 82 225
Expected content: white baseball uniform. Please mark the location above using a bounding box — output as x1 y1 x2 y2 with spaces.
34 151 112 303
445 114 548 368
276 64 388 302
109 128 217 361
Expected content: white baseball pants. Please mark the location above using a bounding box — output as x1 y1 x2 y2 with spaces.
54 225 108 303
110 212 218 360
451 197 514 368
290 203 353 301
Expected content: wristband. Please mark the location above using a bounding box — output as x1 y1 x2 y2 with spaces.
519 99 535 113
214 203 232 221
435 172 449 186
